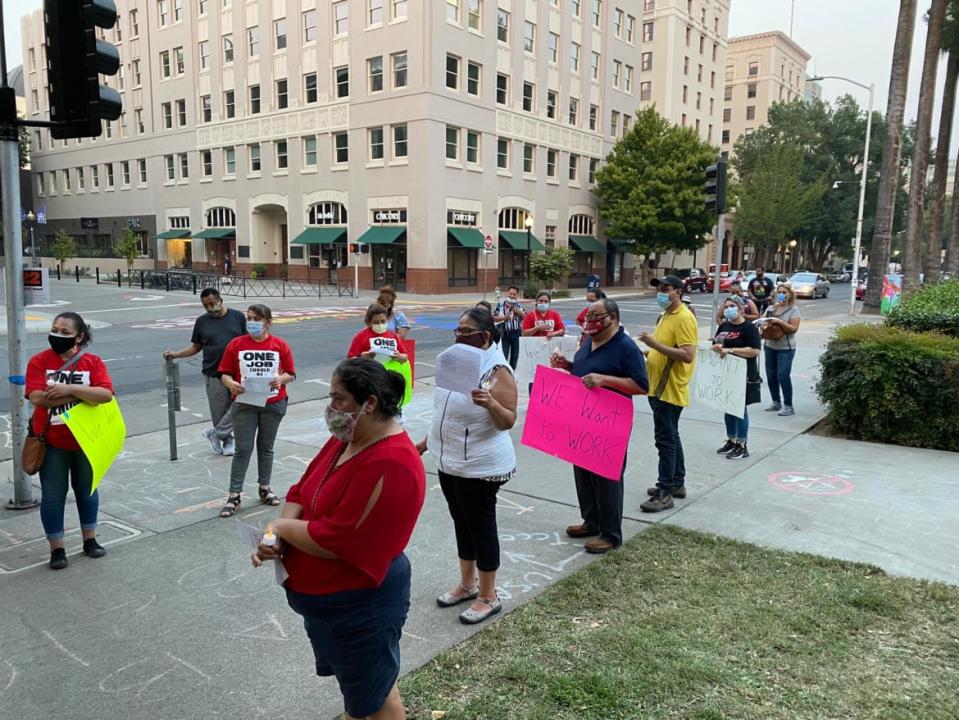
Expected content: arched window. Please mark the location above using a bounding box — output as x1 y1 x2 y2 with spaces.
498 207 532 230
308 201 348 225
568 214 595 235
206 207 236 227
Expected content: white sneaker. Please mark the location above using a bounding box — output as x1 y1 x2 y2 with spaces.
221 438 236 456
204 428 224 455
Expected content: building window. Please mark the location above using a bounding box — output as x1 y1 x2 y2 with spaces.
497 9 509 43
569 97 579 125
393 0 408 20
248 27 260 57
572 0 582 17
303 136 317 167
548 32 559 63
199 151 211 177
468 0 482 30
305 73 318 103
682 85 688 103
610 110 619 136
63 169 71 192
130 9 139 36
180 153 191 179
249 85 260 114
592 0 602 26
274 18 287 50
641 52 652 72
569 214 595 235
626 14 635 41
546 149 558 178
613 61 621 88
588 157 598 185
91 165 99 188
276 79 288 109
160 50 170 78
723 108 731 123
275 140 288 169
303 9 317 41
175 98 186 125
173 0 182 22
135 108 145 133
523 21 535 53
165 154 175 181
333 1 349 35
589 104 598 130
643 21 653 41
335 66 350 98
522 81 535 112
368 127 385 161
206 208 237 227
369 0 383 25
393 52 408 88
393 124 408 157
225 90 235 118
625 65 634 93
138 159 147 183
497 137 510 169
199 41 210 69
445 125 460 161
446 0 460 22
523 143 535 174
592 51 601 81
467 61 480 95
466 130 480 164
223 35 234 63
746 105 756 120
499 207 533 230
568 154 579 183
162 102 172 129
547 90 557 119
369 56 384 92
158 0 169 26
132 59 141 86
446 54 460 89
309 202 348 225
747 83 757 98
724 85 732 101
496 73 509 104
334 132 349 164
225 146 236 174
722 129 730 144
571 42 581 72
696 91 701 109
201 95 212 122
749 61 759 76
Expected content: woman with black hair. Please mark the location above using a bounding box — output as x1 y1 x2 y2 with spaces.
416 307 518 624
253 358 425 720
26 312 115 570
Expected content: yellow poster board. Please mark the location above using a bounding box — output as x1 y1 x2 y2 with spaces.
383 358 413 407
62 398 126 493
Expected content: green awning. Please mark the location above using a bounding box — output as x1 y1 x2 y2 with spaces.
291 227 347 245
499 230 545 252
193 228 236 239
448 227 486 248
569 235 605 253
608 238 634 251
358 225 407 244
156 229 191 240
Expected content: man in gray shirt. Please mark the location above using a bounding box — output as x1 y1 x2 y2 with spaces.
163 288 247 455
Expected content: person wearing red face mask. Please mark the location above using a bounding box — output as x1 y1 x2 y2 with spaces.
550 298 648 554
415 307 518 625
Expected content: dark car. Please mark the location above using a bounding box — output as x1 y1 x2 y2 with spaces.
675 268 707 292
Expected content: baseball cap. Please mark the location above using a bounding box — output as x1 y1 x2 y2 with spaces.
650 274 684 291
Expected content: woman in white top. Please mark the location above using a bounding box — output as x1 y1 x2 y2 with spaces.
416 307 518 625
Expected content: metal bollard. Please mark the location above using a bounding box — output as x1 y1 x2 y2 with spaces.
141 271 145 289
166 272 171 292
192 274 197 294
96 267 100 284
117 269 121 287
74 265 79 281
57 265 61 281
164 357 181 460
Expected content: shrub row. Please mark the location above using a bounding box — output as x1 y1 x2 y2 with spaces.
886 279 959 337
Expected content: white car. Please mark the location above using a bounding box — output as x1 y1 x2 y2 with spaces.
788 272 831 299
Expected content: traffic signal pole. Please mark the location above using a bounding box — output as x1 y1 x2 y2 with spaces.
0 3 38 509
705 157 729 337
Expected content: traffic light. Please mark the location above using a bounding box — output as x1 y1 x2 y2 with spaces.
45 0 123 140
349 243 370 254
705 157 728 215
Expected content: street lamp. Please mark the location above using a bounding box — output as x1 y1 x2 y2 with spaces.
25 210 37 267
524 214 534 283
809 75 874 315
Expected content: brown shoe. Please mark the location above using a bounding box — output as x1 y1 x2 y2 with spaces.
565 523 599 539
646 486 687 499
584 537 615 554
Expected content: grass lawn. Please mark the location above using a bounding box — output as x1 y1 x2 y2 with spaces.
400 526 959 720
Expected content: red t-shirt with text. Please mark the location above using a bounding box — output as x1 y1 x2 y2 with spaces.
522 309 566 336
347 328 407 358
217 334 296 404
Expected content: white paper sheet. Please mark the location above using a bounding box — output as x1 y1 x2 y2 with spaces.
235 518 289 586
234 375 273 406
435 344 484 395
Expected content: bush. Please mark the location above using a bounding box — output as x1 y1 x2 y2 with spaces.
816 324 959 451
886 279 959 337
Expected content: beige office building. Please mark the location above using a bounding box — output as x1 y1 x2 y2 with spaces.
21 0 645 293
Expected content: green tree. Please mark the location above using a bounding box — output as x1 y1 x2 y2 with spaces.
529 247 575 291
594 107 716 258
51 230 76 272
116 227 140 274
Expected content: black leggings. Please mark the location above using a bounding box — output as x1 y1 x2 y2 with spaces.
438 470 503 572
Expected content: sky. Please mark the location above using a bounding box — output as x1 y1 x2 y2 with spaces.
1 0 949 130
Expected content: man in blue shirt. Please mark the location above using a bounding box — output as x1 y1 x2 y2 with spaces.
551 298 649 553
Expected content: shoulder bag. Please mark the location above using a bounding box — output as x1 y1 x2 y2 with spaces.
22 350 88 475
760 310 786 341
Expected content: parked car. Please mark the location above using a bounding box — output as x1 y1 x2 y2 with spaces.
675 268 707 292
788 272 831 299
705 272 738 293
828 268 852 283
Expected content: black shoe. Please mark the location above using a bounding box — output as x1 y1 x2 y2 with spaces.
83 539 106 558
49 548 68 570
640 490 675 513
646 485 687 499
716 440 737 454
726 444 750 460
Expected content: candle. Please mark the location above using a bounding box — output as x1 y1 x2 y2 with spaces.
262 526 277 547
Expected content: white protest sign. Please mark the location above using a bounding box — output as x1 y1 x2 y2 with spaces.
694 347 747 419
550 335 580 362
370 336 399 355
435 344 484 395
515 337 551 390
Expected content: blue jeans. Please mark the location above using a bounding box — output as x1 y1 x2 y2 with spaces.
649 397 686 493
724 407 750 443
39 445 99 541
765 347 796 406
500 331 521 370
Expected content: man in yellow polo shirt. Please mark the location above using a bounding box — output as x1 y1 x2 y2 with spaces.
638 274 699 512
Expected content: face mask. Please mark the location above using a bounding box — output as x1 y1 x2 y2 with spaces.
723 306 740 321
537 303 550 313
656 292 671 310
776 293 787 303
455 332 487 349
247 321 265 337
583 316 611 337
371 323 388 335
49 334 77 355
325 402 367 443
205 304 222 316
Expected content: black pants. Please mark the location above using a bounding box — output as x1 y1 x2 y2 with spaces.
501 330 521 370
574 464 625 547
438 470 503 572
649 396 686 493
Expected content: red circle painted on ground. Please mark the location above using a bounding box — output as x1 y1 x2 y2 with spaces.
767 472 855 496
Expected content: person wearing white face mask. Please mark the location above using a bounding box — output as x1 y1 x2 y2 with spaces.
710 295 762 459
521 291 566 338
348 304 409 364
217 304 296 518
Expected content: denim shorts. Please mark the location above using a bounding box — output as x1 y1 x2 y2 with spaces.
285 553 411 718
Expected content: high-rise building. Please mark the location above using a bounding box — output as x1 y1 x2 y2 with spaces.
21 0 644 292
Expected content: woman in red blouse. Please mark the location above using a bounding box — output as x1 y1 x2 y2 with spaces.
522 291 567 338
26 312 115 570
253 358 425 720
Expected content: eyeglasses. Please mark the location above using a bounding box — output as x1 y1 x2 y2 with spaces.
583 312 611 322
453 327 484 337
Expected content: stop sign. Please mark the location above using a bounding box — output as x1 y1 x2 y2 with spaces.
484 234 493 249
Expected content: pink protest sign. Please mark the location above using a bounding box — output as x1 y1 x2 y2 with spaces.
521 366 634 481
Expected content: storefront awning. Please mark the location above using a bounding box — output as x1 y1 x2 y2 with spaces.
499 230 545 252
193 228 236 239
448 227 486 248
358 225 407 244
608 238 634 251
569 235 605 253
156 229 191 240
291 227 347 245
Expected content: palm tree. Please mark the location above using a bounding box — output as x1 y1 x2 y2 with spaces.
865 0 918 312
925 1 959 283
902 0 949 292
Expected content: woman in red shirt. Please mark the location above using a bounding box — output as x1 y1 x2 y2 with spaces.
347 304 409 363
217 304 296 518
26 312 115 570
522 291 567 338
253 358 426 720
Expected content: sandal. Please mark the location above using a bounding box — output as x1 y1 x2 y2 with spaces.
219 495 241 518
436 582 479 608
459 596 502 625
258 486 281 506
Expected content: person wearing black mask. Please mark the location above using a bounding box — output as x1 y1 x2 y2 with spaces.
551 299 649 554
163 288 247 457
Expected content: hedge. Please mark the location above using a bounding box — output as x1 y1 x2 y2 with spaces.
816 324 959 451
886 279 959 337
